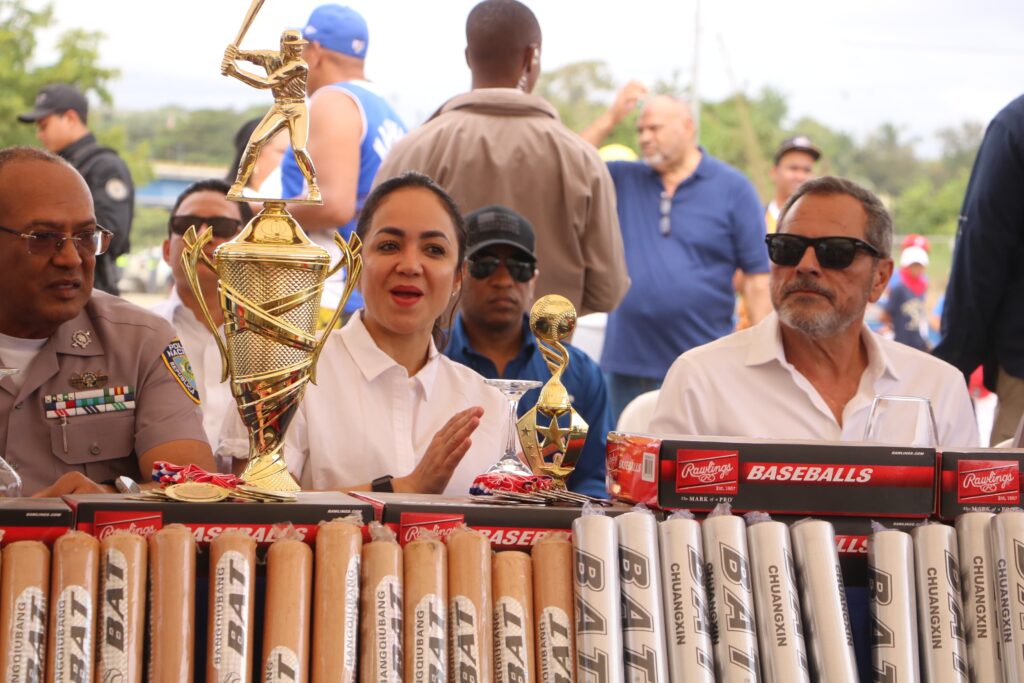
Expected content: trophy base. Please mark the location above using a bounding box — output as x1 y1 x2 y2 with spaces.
240 454 301 492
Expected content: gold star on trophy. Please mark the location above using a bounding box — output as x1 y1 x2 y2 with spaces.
516 295 589 489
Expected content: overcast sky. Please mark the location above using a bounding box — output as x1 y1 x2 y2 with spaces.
33 0 1024 156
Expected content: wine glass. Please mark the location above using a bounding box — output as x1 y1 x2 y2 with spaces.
483 378 543 477
863 395 939 447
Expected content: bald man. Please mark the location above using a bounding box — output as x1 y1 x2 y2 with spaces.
375 0 627 317
582 82 771 419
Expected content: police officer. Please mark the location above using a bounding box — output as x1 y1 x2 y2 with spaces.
0 147 214 496
18 84 134 295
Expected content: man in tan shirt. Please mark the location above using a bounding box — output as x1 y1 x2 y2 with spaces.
375 0 628 316
0 147 214 495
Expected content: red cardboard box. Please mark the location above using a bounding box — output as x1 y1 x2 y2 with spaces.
351 492 645 550
65 492 373 545
0 498 72 545
608 432 937 518
937 448 1024 520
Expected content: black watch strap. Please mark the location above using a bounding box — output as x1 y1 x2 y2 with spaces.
371 475 395 493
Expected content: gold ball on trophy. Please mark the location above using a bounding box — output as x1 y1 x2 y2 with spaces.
529 294 576 342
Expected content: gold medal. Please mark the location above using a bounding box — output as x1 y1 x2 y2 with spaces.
165 482 230 503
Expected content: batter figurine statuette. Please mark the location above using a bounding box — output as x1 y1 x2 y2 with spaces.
221 28 321 202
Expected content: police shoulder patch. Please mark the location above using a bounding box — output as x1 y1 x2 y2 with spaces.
104 177 129 202
161 339 201 404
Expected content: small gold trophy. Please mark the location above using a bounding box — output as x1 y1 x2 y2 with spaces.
516 295 589 489
179 4 361 492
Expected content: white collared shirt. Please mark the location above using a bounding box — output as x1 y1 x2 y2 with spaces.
650 312 979 447
151 289 235 448
217 314 507 494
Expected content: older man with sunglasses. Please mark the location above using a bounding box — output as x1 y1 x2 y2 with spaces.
0 147 215 496
152 179 253 447
444 206 612 496
650 176 979 447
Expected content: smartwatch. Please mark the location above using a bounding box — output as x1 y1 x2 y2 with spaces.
371 474 395 493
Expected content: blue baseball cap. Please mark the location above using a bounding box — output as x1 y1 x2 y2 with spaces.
302 5 369 59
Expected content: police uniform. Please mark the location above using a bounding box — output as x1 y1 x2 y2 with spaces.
0 292 207 495
59 133 134 295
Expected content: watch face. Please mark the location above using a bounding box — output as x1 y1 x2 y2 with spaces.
115 476 141 495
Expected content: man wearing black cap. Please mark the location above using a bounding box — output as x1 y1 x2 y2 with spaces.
444 205 612 497
767 136 821 233
18 84 134 296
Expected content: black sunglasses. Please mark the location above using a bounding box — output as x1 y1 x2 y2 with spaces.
467 254 536 282
169 215 243 239
765 234 881 270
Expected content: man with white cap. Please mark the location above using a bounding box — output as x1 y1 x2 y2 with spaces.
882 240 931 350
281 4 407 324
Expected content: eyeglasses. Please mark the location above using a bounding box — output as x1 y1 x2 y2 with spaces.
169 215 243 239
0 224 113 257
765 233 881 270
467 254 537 282
659 192 672 236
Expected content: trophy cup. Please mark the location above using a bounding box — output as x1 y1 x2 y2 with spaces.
178 7 361 492
516 295 589 489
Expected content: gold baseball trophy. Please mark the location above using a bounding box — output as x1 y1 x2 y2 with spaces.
516 295 589 489
179 3 361 492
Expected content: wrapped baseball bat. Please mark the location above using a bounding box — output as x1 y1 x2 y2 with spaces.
448 526 493 683
659 511 714 683
702 503 759 682
531 532 576 683
263 536 313 683
572 507 624 682
360 522 403 683
990 510 1024 682
955 513 1001 683
148 524 196 683
616 508 669 682
493 551 535 683
98 532 147 683
312 518 362 683
912 522 969 683
868 524 920 683
207 530 256 683
790 518 857 683
47 531 99 683
745 512 808 683
0 541 49 682
403 534 446 683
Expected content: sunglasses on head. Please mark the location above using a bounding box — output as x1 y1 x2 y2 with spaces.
765 233 881 270
467 254 537 282
169 215 243 239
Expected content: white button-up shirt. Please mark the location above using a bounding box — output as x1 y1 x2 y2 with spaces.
218 314 507 494
650 312 979 447
151 289 236 448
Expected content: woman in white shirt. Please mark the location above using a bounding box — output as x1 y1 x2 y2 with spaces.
219 172 506 494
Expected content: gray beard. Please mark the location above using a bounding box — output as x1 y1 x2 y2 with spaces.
777 304 859 339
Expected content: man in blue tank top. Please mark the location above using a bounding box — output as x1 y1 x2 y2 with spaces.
280 4 407 319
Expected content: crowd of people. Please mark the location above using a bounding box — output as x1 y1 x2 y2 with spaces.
1 0 1021 499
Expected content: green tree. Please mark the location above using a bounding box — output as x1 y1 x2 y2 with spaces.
0 1 119 147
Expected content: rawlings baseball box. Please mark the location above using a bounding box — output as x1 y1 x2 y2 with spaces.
607 433 937 517
65 492 374 546
0 498 73 545
351 492 645 550
937 447 1024 520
